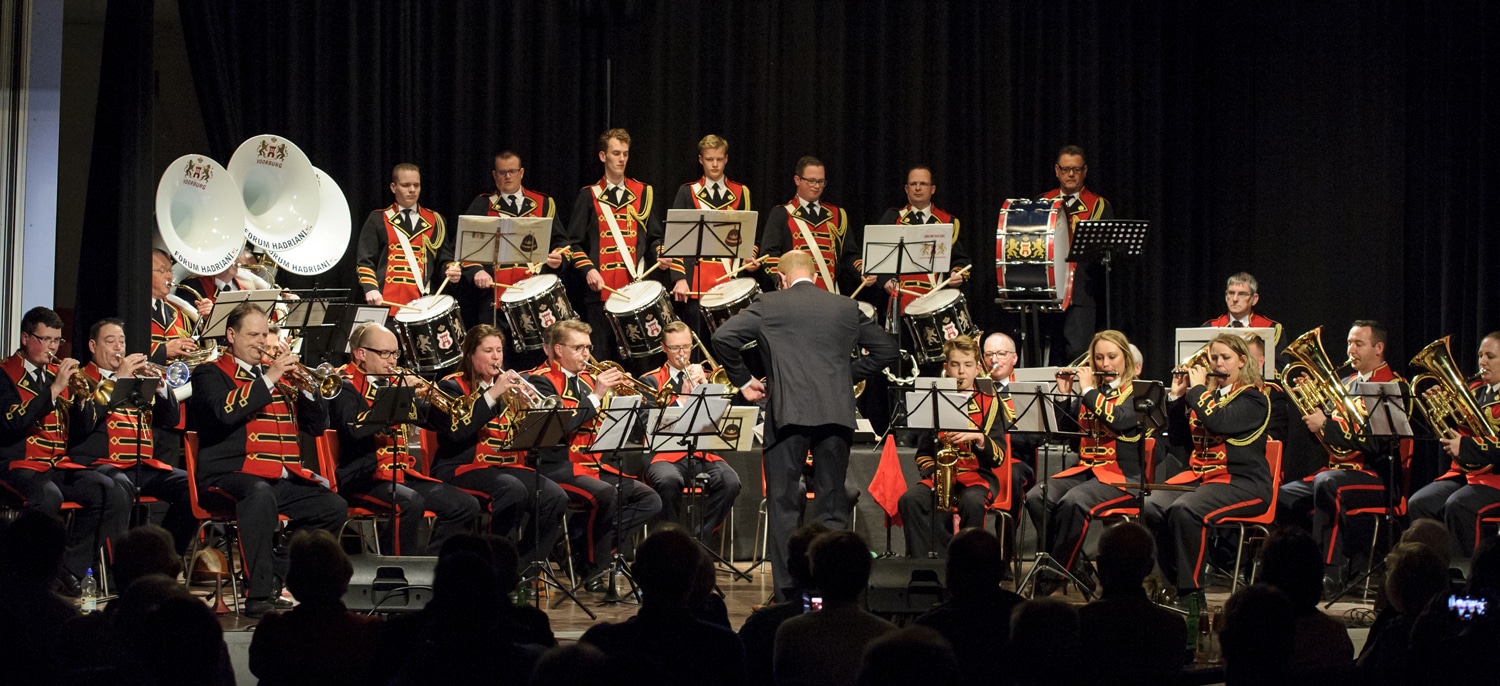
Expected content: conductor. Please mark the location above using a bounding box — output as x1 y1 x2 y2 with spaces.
712 249 898 600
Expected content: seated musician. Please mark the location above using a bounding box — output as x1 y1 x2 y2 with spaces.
1409 331 1500 556
640 322 742 541
329 323 480 556
1144 333 1273 609
1203 272 1284 345
150 248 197 466
430 324 566 562
186 302 346 618
985 332 1033 545
897 335 1005 558
67 318 194 555
1245 333 1292 443
1024 330 1144 596
528 320 662 591
1278 321 1409 592
1 306 130 593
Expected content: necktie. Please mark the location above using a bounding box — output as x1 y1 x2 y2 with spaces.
911 210 925 224
1480 386 1493 406
32 369 45 388
1064 195 1081 212
672 373 685 394
156 301 168 325
710 185 725 206
607 186 622 207
502 195 520 215
569 375 587 400
806 204 821 223
1230 320 1244 328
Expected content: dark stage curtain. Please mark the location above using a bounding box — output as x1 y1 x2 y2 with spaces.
171 0 1498 480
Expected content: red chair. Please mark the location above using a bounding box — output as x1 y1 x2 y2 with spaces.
1211 439 1284 593
1340 438 1414 601
314 429 440 556
984 435 1021 579
181 431 288 615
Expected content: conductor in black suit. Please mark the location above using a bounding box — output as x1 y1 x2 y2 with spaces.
712 250 899 599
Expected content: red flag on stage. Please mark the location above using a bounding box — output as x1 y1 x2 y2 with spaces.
868 434 908 527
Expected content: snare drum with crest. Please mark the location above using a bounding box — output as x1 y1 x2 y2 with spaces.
995 198 1074 311
902 289 979 364
605 280 678 358
393 294 466 372
499 274 578 351
699 277 761 332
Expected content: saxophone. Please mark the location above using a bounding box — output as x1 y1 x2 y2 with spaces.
932 433 970 512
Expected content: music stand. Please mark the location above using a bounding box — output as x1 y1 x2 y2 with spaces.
662 209 758 263
1069 219 1148 330
457 215 556 328
198 289 282 339
585 397 654 606
650 389 752 582
864 225 953 429
351 384 418 561
1007 381 1095 600
900 380 981 559
1324 381 1412 607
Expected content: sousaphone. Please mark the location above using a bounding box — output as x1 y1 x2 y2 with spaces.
227 134 321 252
155 154 246 276
269 167 351 275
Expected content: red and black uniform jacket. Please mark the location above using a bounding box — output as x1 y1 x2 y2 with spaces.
1053 381 1145 484
149 299 195 366
430 373 532 477
1165 383 1272 491
328 364 441 486
462 188 561 308
756 199 859 293
0 354 84 472
668 177 753 295
562 177 662 302
186 355 328 481
912 389 1009 498
1437 380 1500 489
1202 313 1285 348
1039 187 1111 235
875 205 971 312
640 363 726 465
526 362 610 477
356 204 452 309
1308 363 1411 478
67 362 180 470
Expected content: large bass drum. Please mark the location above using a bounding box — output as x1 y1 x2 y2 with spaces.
605 280 678 358
500 274 578 351
995 198 1073 311
699 277 761 331
902 289 980 364
393 294 466 372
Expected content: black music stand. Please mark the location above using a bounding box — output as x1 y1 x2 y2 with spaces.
351 384 418 560
651 389 753 582
1124 381 1169 502
901 380 983 559
861 225 948 381
585 398 653 606
108 376 160 583
1069 219 1149 330
1323 382 1413 607
457 215 557 328
1008 382 1095 600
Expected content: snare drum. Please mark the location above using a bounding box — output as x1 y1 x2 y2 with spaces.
393 294 466 372
699 278 761 331
499 274 578 351
857 301 878 325
995 198 1074 311
902 289 980 363
605 281 678 358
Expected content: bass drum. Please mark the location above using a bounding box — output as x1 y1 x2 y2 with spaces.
605 280 678 358
902 289 979 364
995 198 1074 311
699 277 760 331
499 274 578 351
393 294 466 372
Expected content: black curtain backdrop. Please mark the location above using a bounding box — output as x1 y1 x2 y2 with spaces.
168 1 1497 425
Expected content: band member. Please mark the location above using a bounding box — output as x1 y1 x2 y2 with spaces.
150 249 199 366
1039 145 1114 360
357 163 461 313
1024 330 1143 596
1144 333 1273 606
1278 321 1409 586
985 332 1034 546
431 324 567 561
460 151 565 349
1204 272 1284 345
176 245 265 319
712 250 898 599
1408 331 1500 556
897 336 1005 558
1245 333 1293 444
878 165 970 313
329 324 481 556
757 157 872 295
529 320 663 590
67 318 194 554
187 302 346 617
1 307 130 589
665 135 753 338
640 322 742 540
560 129 663 359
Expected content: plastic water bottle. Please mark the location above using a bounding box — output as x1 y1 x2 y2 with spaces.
81 568 98 614
1184 593 1199 657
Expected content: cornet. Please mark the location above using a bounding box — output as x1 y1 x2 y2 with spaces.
114 354 191 389
256 345 344 399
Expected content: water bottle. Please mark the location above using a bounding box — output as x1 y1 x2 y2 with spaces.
81 568 99 614
1184 593 1199 658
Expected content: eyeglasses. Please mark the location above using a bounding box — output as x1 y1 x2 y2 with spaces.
797 176 828 187
24 332 65 346
664 344 693 352
985 350 1016 358
494 169 522 178
360 347 400 360
1224 290 1254 300
565 344 594 353
1056 166 1085 175
152 267 173 275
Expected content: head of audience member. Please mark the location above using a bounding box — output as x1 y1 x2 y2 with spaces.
1385 542 1449 615
223 303 271 365
1129 343 1144 377
1477 332 1500 387
390 162 422 209
1210 332 1261 392
945 528 1005 599
1009 599 1081 686
903 166 936 210
662 321 693 372
1346 320 1388 376
1054 145 1088 195
0 511 66 588
88 318 129 373
350 323 403 377
810 530 874 605
856 626 960 686
459 324 506 384
698 135 729 182
486 535 523 593
18 306 65 367
1088 330 1137 386
793 156 826 204
943 336 981 391
285 530 353 606
787 522 830 597
151 250 175 300
529 642 610 686
1399 518 1452 568
1093 522 1155 597
1257 529 1323 613
1224 272 1260 320
1220 584 1295 684
544 320 593 375
983 333 1018 382
777 250 817 290
1468 536 1500 596
141 594 229 686
110 575 195 644
597 128 631 182
431 550 502 618
493 151 525 195
631 526 703 607
112 524 182 592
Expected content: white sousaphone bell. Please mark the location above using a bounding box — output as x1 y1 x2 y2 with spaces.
268 167 351 276
154 154 246 276
227 134 321 252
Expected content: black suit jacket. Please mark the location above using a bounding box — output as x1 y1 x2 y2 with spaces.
712 280 897 433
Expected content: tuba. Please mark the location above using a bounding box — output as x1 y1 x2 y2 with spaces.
226 135 321 252
1410 336 1497 472
1282 327 1367 460
932 434 969 513
155 155 246 276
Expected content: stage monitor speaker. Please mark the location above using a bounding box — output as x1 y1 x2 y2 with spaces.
343 553 437 614
866 557 948 616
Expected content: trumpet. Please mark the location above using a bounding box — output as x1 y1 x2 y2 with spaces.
587 356 674 406
394 367 479 419
114 354 191 389
499 370 562 415
256 345 344 399
47 351 108 410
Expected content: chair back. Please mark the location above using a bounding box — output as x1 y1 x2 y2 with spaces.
183 432 217 521
1217 439 1283 525
988 435 1016 512
419 428 436 476
314 429 341 492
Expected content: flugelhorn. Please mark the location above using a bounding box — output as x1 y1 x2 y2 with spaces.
115 354 191 389
500 369 562 415
257 345 344 399
395 366 479 420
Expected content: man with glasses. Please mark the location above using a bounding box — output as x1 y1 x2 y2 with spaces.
640 322 741 539
878 165 970 314
460 151 565 364
1203 272 1283 345
1 307 130 594
528 320 662 591
1039 145 1114 361
665 135 754 339
986 332 1033 565
758 156 870 294
150 248 197 466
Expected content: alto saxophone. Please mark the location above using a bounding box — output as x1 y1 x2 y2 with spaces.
933 433 970 513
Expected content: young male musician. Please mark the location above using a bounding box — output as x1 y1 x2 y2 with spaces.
357 163 461 312
665 135 753 338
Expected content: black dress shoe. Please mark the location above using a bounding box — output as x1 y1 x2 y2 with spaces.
1033 576 1064 598
54 574 82 598
581 568 610 593
1072 564 1099 596
243 599 275 619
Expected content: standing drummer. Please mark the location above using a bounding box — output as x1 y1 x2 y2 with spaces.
357 163 462 315
877 165 970 317
663 134 753 341
461 151 565 370
1037 145 1113 362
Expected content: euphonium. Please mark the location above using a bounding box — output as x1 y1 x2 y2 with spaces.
1282 327 1368 460
932 433 969 513
1410 336 1497 472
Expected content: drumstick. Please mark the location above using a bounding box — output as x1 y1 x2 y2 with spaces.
933 264 972 291
494 282 523 290
715 257 761 282
433 261 460 297
848 281 868 299
600 285 624 297
379 300 426 313
634 261 663 282
897 288 925 298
